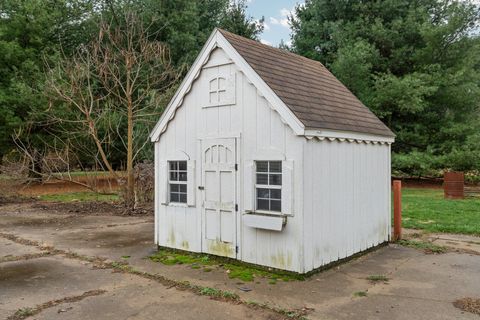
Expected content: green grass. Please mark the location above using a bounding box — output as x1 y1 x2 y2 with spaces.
366 275 389 282
199 287 239 299
354 291 368 297
397 239 448 254
149 249 303 283
39 192 119 202
13 307 35 318
400 188 480 235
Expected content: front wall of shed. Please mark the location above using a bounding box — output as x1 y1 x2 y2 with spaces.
303 140 391 272
155 48 305 272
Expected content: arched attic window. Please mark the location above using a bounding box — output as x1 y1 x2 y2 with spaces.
206 73 236 107
209 76 227 104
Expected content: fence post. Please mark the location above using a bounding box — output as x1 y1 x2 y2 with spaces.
393 180 402 241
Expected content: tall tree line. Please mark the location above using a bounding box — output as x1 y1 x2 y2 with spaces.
0 0 263 172
291 0 480 177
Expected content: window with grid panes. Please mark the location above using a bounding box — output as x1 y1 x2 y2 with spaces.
209 77 226 104
169 161 187 203
255 161 282 212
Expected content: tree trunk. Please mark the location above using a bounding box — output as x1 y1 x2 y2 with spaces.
126 91 135 210
28 148 43 181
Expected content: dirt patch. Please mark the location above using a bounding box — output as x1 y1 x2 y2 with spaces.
7 289 107 320
0 195 35 207
32 201 152 216
453 297 480 315
18 176 119 196
0 260 54 282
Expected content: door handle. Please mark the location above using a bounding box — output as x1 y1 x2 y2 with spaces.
198 186 204 190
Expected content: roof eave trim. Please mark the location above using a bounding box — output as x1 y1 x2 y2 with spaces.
149 30 220 142
304 129 395 144
150 29 305 142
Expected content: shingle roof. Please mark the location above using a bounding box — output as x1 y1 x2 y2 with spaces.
219 29 394 137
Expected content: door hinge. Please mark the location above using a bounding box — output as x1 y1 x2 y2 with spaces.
235 204 238 212
235 245 239 254
235 163 238 171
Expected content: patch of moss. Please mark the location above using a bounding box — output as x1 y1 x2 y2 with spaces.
367 275 389 282
199 287 239 299
398 239 448 254
354 291 368 297
149 248 303 283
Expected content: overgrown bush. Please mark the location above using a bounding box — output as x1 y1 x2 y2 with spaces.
134 161 154 205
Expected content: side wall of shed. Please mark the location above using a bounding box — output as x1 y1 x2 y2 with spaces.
302 140 391 272
154 47 306 272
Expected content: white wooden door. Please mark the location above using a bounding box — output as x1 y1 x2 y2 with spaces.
201 138 237 258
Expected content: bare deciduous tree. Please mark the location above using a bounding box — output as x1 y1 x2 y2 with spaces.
41 12 179 209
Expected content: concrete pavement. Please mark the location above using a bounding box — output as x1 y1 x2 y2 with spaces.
1 201 479 319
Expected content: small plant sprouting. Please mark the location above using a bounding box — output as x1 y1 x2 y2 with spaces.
354 291 368 297
367 275 389 282
398 239 448 254
14 307 35 318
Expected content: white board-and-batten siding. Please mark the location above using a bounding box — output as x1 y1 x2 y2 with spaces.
303 140 391 271
155 48 305 272
154 46 392 273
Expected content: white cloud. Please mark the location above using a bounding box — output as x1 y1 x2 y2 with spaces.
260 39 272 46
280 8 291 17
269 7 296 29
263 22 270 31
269 17 279 25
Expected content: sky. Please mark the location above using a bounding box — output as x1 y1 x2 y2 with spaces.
245 0 305 47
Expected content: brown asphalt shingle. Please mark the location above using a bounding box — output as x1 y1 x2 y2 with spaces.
219 29 394 137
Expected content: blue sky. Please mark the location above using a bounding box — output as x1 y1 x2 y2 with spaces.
246 0 305 47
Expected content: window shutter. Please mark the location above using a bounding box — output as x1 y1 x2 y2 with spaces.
244 160 255 212
187 160 195 206
158 161 168 205
281 160 294 215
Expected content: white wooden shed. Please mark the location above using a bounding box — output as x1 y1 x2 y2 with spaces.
150 29 395 273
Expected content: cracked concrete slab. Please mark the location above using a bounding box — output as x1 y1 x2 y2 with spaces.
1 202 480 320
0 254 280 320
0 237 41 258
33 282 277 320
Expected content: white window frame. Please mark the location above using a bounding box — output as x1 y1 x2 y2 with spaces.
208 76 227 104
255 161 282 213
168 160 188 204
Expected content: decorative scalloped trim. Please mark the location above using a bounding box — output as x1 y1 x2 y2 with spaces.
159 46 218 136
305 136 392 145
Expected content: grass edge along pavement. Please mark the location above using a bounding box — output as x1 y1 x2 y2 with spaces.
0 233 311 320
149 248 304 283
